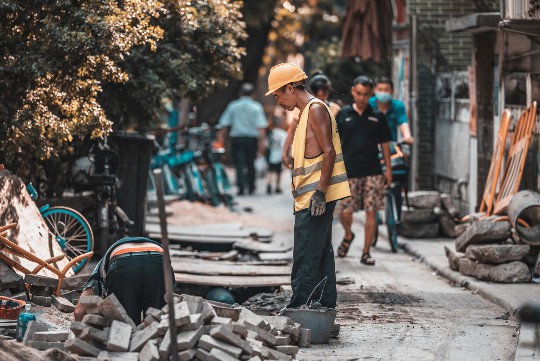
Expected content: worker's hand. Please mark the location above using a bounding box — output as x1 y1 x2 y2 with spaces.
309 189 326 216
384 169 393 189
402 136 414 144
282 152 293 169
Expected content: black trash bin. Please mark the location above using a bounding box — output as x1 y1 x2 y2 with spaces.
111 131 155 237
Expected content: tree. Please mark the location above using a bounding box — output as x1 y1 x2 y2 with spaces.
0 0 163 178
100 0 247 131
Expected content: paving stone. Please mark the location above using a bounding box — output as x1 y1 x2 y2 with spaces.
32 295 52 307
290 323 301 341
30 285 54 297
176 294 203 314
174 301 191 324
79 325 109 344
69 321 87 335
210 316 232 325
438 211 456 238
0 259 22 289
195 348 211 361
402 208 437 224
441 193 458 216
176 326 204 350
197 334 243 358
474 261 532 283
458 257 477 276
177 348 197 361
200 301 216 323
202 324 219 335
28 340 65 351
246 337 264 348
107 320 132 352
223 323 248 339
208 348 239 361
86 306 100 315
401 222 439 238
455 223 469 238
98 294 136 328
139 339 159 361
239 320 277 345
246 330 263 342
143 313 158 326
444 246 464 271
22 320 48 345
145 307 163 319
97 351 139 360
455 221 512 252
261 316 296 334
65 338 102 357
129 321 159 352
274 334 290 345
62 274 90 290
24 274 58 288
238 308 269 330
33 330 70 342
79 295 103 306
465 244 530 264
298 328 311 347
408 191 441 209
83 314 109 327
260 345 292 360
178 314 203 331
52 295 75 313
275 345 299 357
61 290 80 304
246 357 262 361
210 326 253 354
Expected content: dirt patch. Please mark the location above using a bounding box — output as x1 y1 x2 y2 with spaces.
242 291 292 313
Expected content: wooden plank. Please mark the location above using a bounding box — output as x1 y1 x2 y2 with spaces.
233 239 292 253
145 222 273 240
0 175 72 278
148 232 237 245
171 259 291 276
258 252 293 262
174 273 290 287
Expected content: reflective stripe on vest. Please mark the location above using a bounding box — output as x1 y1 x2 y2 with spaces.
291 99 350 212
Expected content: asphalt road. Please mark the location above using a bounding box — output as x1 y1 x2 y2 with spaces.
235 173 518 361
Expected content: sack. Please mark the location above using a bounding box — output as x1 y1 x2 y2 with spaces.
254 156 268 178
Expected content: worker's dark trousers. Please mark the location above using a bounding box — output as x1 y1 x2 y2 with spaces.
105 253 170 324
288 201 337 309
231 137 258 194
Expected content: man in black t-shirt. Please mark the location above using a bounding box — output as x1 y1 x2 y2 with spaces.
335 76 392 266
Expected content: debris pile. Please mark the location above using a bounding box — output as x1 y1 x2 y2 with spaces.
64 293 308 360
400 191 462 239
445 220 533 283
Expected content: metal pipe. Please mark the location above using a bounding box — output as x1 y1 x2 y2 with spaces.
410 13 419 191
153 169 179 361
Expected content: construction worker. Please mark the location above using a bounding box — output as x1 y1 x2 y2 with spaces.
74 237 172 324
266 63 350 309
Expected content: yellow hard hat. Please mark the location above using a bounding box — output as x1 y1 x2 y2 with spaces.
265 63 308 96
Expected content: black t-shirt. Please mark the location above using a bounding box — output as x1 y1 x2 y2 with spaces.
336 104 392 178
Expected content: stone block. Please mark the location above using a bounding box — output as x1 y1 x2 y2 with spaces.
176 326 204 350
52 295 75 313
178 313 203 332
454 223 469 238
28 340 65 351
238 308 269 330
69 321 87 336
97 351 139 360
465 244 530 264
223 323 248 339
33 330 70 342
61 290 80 304
129 321 159 352
208 348 239 361
176 294 203 314
79 295 103 307
79 325 109 344
32 295 52 307
0 259 22 289
246 330 263 342
239 320 277 346
197 334 243 358
65 338 102 357
107 320 132 352
455 221 512 252
24 274 58 288
458 258 477 276
22 320 48 345
260 345 292 361
290 323 301 341
177 348 197 361
83 314 109 327
139 339 159 361
274 334 290 346
200 301 216 323
195 348 211 361
275 345 299 357
202 324 219 335
174 301 191 325
210 316 232 325
145 307 163 320
402 208 437 224
438 211 456 238
407 191 441 209
261 316 296 334
441 193 458 216
400 222 439 239
210 326 253 354
11 292 27 301
474 261 532 283
444 246 463 271
30 285 54 297
62 274 90 290
298 328 311 347
98 294 136 328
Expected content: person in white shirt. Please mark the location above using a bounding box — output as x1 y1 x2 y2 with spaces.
266 117 287 194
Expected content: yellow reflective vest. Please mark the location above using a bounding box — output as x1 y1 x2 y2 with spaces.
291 99 350 212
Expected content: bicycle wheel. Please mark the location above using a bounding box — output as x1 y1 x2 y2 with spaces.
203 171 221 207
385 192 399 253
41 206 94 273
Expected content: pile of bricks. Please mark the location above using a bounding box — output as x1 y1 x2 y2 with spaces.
24 274 79 312
64 293 310 360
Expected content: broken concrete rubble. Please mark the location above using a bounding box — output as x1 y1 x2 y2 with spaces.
455 221 512 252
400 222 439 239
444 246 463 271
401 208 436 224
407 191 441 209
458 257 531 283
465 244 530 264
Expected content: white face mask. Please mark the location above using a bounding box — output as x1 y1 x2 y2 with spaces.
375 92 392 103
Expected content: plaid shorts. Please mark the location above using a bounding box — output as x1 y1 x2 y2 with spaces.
338 175 385 212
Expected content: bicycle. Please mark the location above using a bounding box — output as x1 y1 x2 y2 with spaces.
372 142 410 253
26 183 94 274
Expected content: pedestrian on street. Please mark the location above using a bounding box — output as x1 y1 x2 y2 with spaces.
218 83 268 196
308 71 341 117
369 77 414 143
336 76 392 266
266 63 350 309
266 117 287 194
74 237 172 324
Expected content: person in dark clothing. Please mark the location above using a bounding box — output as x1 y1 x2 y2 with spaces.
74 237 172 325
218 83 268 195
335 76 392 266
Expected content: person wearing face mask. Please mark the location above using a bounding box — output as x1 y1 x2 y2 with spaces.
369 77 414 144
